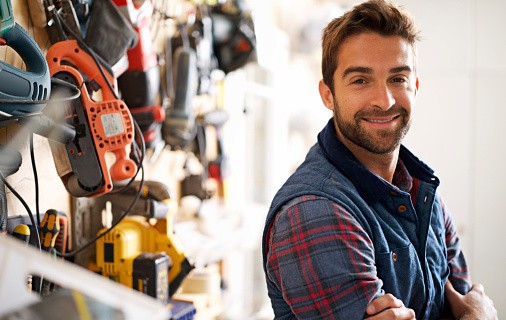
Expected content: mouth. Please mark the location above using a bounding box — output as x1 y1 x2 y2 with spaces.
363 114 400 125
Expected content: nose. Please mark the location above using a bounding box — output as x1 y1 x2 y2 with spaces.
371 83 396 110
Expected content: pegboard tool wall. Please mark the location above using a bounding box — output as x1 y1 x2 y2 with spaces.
0 0 187 252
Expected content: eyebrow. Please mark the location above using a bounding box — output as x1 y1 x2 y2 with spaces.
342 65 413 79
342 67 372 79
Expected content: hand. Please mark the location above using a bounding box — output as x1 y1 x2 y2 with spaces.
365 293 416 320
445 280 497 320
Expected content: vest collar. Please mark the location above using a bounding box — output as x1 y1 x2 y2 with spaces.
317 118 439 204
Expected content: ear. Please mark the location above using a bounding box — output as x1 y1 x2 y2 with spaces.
319 79 335 111
414 77 420 97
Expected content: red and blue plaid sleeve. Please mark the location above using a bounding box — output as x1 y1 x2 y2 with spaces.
266 195 383 319
440 196 472 294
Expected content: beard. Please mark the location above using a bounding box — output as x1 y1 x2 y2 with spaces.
333 100 411 155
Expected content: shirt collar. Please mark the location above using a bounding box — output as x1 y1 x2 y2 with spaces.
393 159 413 193
317 118 440 204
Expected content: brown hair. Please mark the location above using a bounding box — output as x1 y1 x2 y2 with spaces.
321 0 420 92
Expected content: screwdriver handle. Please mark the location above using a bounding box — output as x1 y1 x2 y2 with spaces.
39 209 60 252
12 224 31 244
54 212 68 256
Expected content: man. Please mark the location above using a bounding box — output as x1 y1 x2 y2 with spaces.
262 0 497 319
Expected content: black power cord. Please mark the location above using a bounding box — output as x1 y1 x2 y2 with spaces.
1 169 45 294
0 171 42 252
29 134 41 226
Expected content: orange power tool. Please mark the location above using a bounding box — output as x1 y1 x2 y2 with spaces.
45 40 137 197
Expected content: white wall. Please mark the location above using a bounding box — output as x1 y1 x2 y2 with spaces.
399 0 506 316
249 0 506 317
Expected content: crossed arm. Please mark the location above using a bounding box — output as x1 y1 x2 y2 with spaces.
365 196 497 319
266 196 497 319
365 281 496 320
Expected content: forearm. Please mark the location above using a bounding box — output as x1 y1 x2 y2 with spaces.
266 197 382 318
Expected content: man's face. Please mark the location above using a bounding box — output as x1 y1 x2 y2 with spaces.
320 32 419 155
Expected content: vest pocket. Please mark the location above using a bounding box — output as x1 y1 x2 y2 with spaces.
375 244 425 315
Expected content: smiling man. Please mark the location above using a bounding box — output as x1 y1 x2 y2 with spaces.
262 1 497 319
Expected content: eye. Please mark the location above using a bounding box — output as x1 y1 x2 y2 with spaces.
391 75 409 83
352 78 367 84
392 77 407 83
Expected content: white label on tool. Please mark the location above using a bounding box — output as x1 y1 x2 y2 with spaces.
101 113 125 137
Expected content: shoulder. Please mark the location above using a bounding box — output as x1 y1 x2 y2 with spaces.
270 145 358 211
270 195 367 237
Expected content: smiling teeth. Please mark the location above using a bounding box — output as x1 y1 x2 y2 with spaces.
368 118 393 123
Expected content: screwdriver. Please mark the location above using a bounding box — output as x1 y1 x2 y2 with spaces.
12 224 30 244
11 224 33 290
33 209 60 295
40 209 60 252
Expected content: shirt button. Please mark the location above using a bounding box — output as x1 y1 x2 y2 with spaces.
392 252 398 262
398 205 407 213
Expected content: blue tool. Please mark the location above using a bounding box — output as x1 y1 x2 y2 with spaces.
0 22 51 115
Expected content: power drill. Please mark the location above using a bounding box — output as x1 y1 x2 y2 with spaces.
95 182 193 298
0 144 22 234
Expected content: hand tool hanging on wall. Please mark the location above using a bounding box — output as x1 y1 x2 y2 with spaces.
113 0 165 151
11 223 31 243
32 209 61 295
45 40 137 197
55 212 69 257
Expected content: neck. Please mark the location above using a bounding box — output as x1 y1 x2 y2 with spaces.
352 146 399 183
335 132 399 183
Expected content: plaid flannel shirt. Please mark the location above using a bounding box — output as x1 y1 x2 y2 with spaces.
263 119 471 319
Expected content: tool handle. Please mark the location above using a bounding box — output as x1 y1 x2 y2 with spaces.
36 209 60 297
0 23 51 114
172 46 197 118
39 209 60 251
12 224 31 243
54 212 68 256
46 40 116 100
